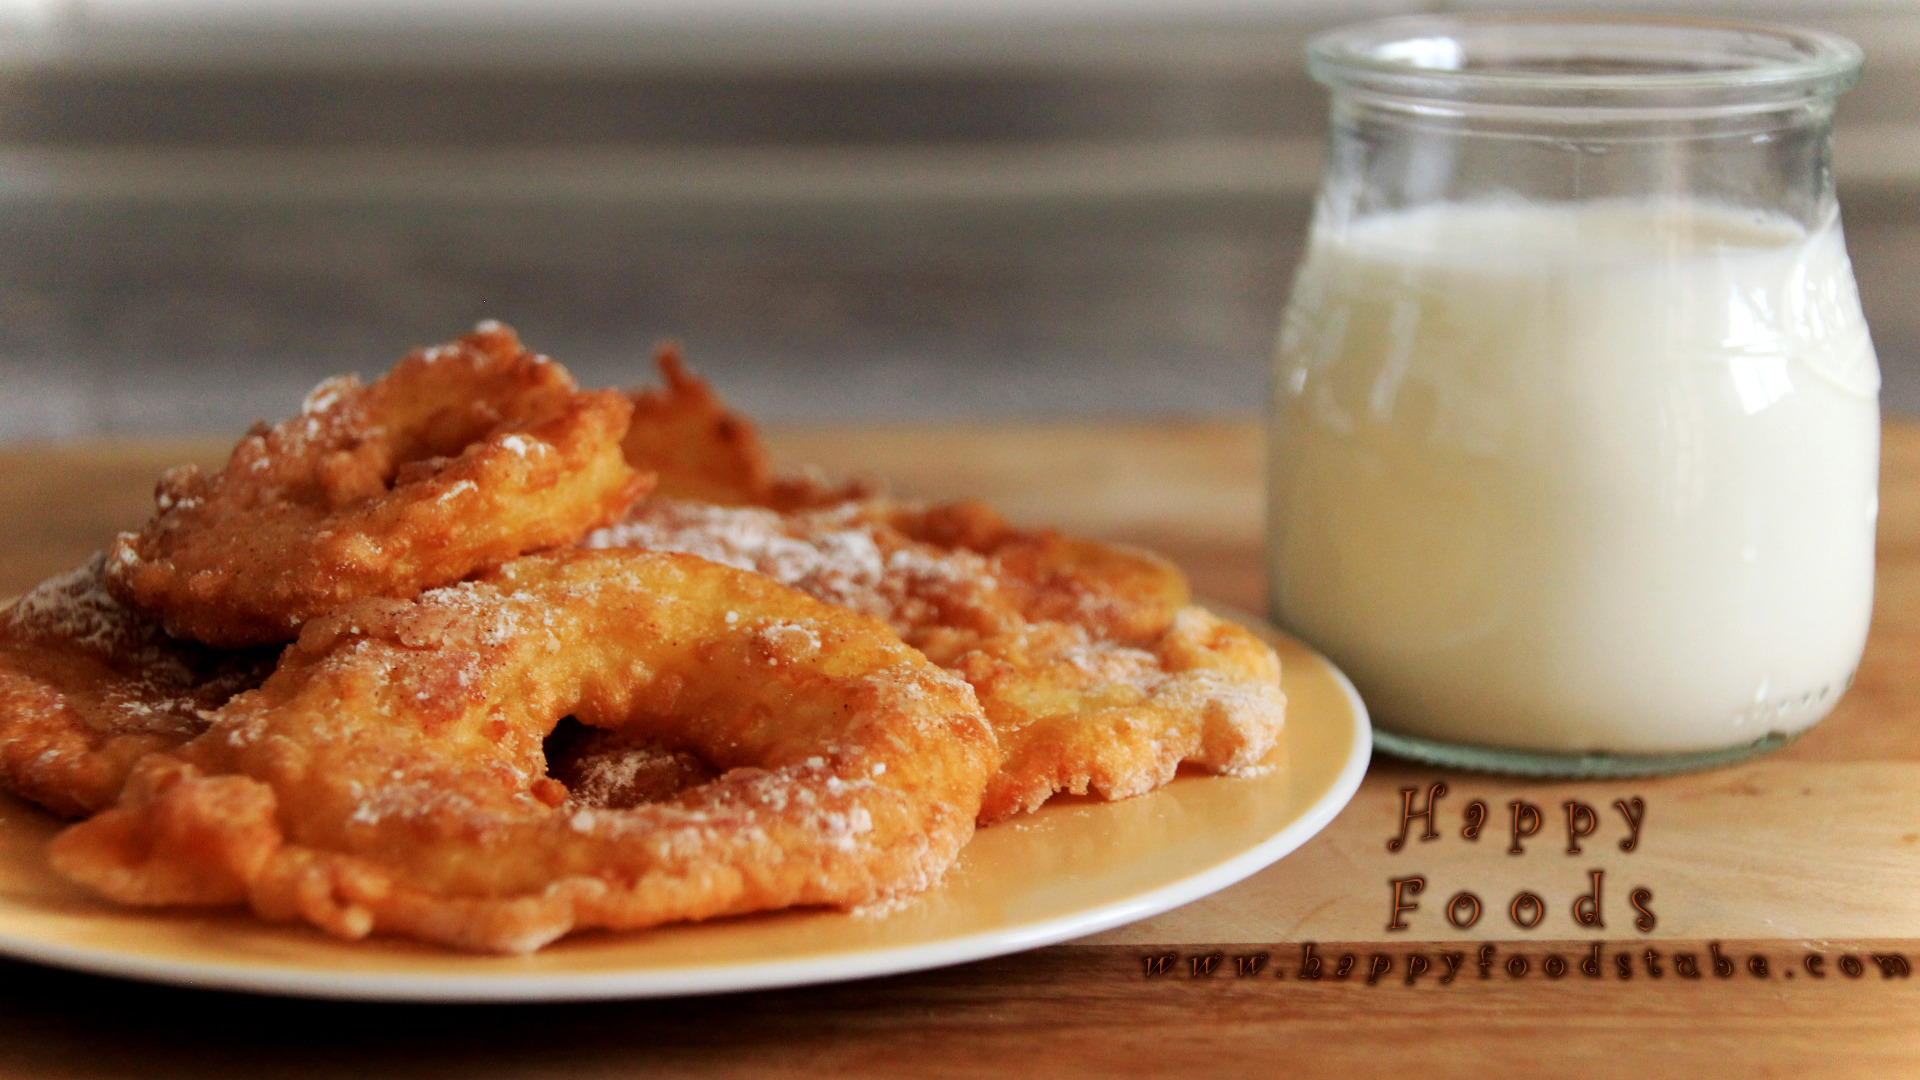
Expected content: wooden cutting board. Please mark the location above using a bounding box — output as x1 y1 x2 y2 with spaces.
0 420 1916 1078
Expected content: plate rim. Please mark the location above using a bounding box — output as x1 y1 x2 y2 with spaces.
0 610 1372 1002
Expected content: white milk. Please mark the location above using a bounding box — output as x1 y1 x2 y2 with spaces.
1269 200 1880 753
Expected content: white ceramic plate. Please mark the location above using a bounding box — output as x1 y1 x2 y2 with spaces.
0 612 1368 1002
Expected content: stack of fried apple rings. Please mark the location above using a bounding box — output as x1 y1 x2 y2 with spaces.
0 323 1285 954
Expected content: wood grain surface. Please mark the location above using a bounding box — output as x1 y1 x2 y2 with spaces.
1 420 1916 1077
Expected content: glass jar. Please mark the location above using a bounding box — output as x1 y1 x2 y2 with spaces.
1268 16 1878 776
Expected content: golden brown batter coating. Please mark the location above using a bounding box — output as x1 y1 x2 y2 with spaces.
584 499 1284 824
51 549 997 953
622 344 867 510
622 343 775 506
0 556 275 818
107 323 647 647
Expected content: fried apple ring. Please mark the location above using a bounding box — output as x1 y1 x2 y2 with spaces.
623 343 775 506
51 549 997 954
623 345 867 510
584 499 1284 824
0 555 275 817
107 323 648 647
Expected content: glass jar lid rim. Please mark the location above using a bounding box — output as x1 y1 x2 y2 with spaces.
1308 14 1863 108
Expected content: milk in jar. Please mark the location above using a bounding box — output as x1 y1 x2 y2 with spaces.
1268 199 1879 753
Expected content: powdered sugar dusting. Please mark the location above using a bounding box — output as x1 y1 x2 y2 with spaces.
3 554 274 741
588 502 894 617
583 498 1286 821
10 556 152 656
585 500 1004 638
753 619 821 662
301 375 355 416
554 729 718 810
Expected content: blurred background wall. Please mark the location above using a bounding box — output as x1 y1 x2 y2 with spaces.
0 0 1915 440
